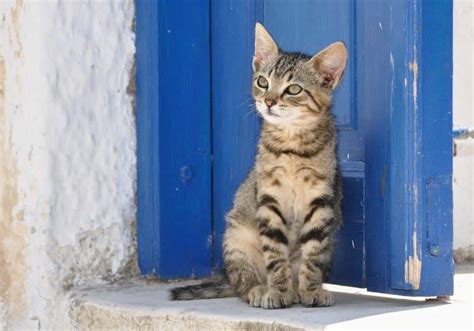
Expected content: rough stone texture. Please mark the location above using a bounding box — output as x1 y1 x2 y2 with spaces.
0 1 136 329
70 300 302 331
454 245 474 264
69 266 473 331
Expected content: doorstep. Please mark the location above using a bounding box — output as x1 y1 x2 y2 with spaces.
69 264 473 330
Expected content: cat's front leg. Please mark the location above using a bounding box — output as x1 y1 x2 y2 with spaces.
256 193 294 309
298 195 338 307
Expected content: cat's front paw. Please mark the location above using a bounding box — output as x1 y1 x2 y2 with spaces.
299 288 334 307
261 289 293 309
247 285 267 307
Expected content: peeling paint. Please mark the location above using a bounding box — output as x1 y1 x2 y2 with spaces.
409 61 418 100
404 0 421 291
389 52 394 120
404 232 422 289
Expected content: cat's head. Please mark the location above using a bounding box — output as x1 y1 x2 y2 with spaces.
252 23 347 126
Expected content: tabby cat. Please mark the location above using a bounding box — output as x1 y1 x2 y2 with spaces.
171 23 347 309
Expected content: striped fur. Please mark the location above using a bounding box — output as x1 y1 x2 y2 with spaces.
171 23 347 309
170 277 234 300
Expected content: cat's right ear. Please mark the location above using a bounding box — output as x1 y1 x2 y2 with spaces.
253 23 279 71
308 42 348 90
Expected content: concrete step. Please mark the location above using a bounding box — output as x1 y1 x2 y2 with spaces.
69 265 473 330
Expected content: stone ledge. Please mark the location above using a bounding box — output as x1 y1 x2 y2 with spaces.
68 265 473 330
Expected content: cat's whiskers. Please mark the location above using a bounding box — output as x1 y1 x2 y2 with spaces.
243 104 258 118
237 95 254 107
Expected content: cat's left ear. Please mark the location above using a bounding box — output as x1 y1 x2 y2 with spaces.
253 23 279 71
309 41 348 90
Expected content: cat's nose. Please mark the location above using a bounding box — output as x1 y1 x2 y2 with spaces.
265 99 277 108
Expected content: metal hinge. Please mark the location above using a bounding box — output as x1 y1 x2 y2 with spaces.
453 127 473 156
453 127 474 140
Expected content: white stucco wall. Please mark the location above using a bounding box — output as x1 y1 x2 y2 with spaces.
0 1 136 329
0 0 472 329
453 0 474 261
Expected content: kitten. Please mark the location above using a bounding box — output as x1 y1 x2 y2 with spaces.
171 23 346 309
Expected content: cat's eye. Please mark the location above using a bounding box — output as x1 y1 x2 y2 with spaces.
256 76 268 88
286 84 303 95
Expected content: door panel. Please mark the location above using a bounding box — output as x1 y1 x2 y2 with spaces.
136 0 213 278
212 0 366 287
359 0 453 296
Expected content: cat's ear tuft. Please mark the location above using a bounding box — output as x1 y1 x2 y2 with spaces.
309 41 348 90
253 23 279 71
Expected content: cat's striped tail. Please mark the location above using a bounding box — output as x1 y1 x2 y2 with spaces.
169 277 236 300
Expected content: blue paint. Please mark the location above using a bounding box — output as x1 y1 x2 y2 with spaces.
330 175 365 287
211 0 264 271
211 0 365 287
362 0 453 296
136 0 159 277
136 0 213 278
417 0 453 295
453 127 473 140
137 0 453 296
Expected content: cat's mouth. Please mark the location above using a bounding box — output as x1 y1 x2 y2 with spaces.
266 108 280 117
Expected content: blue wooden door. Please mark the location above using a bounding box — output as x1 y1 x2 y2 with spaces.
212 0 365 287
137 0 453 296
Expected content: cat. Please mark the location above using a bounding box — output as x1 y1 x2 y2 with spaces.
170 23 347 309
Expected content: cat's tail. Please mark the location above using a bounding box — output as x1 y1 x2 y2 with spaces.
169 277 235 300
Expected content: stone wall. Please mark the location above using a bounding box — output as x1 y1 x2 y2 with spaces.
0 1 136 328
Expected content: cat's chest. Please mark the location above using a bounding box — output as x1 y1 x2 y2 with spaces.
278 168 311 218
260 157 322 245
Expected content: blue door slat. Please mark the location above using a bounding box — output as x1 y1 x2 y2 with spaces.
416 0 453 295
136 0 159 276
211 0 265 271
136 0 213 278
